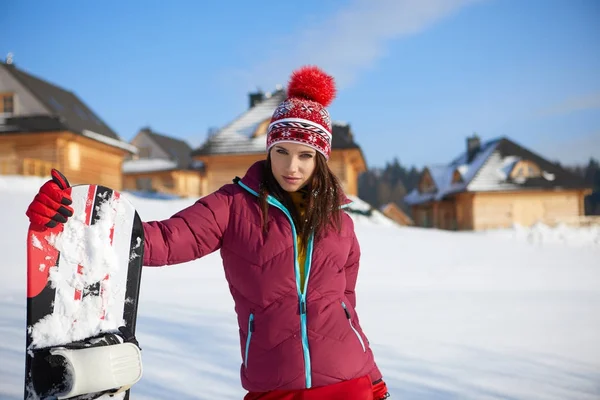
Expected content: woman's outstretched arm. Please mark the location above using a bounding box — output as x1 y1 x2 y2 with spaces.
142 185 234 266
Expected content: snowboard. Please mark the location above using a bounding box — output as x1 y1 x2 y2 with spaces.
25 184 145 400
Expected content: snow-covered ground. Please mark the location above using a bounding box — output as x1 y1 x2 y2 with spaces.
1 176 599 400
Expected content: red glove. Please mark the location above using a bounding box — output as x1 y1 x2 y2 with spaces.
26 169 74 228
372 379 390 399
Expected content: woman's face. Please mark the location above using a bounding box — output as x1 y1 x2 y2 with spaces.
270 143 317 192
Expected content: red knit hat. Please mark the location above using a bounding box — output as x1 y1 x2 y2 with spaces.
267 66 337 160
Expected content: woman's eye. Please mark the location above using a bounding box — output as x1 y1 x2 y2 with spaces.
276 149 287 155
301 154 314 159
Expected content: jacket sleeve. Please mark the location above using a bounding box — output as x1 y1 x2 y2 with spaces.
142 185 233 266
344 229 361 310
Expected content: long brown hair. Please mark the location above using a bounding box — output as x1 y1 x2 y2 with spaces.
258 152 343 244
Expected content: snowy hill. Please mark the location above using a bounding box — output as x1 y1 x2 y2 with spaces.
1 175 599 400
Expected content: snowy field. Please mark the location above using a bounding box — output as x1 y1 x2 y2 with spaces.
1 175 599 400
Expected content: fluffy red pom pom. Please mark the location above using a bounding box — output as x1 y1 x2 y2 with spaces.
287 66 336 107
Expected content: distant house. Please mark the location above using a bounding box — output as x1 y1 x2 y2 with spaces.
404 135 591 230
0 60 135 189
191 89 367 196
123 127 205 197
380 202 414 226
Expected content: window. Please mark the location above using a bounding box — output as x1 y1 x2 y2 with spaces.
452 169 463 184
48 96 65 111
162 176 175 189
511 160 541 180
136 178 153 191
252 118 270 138
423 209 434 228
73 105 88 120
1 93 14 113
418 170 436 194
68 142 81 171
138 147 151 158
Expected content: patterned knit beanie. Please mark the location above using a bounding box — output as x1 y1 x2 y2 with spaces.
266 66 336 160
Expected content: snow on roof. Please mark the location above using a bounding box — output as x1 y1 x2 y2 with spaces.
345 195 398 226
220 93 284 139
403 189 434 205
405 139 501 205
193 91 285 155
469 152 523 191
457 164 469 176
449 139 500 188
82 129 138 153
542 171 555 181
429 164 454 193
122 158 178 173
495 156 521 180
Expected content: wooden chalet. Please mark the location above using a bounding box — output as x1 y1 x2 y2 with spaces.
0 59 136 189
404 135 591 230
380 202 414 226
123 127 205 197
191 89 367 196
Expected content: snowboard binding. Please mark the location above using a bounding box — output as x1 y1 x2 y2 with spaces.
30 326 142 399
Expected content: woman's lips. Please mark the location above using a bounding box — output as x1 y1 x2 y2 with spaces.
283 176 301 184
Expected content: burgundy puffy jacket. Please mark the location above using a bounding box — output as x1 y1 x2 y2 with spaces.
142 161 382 391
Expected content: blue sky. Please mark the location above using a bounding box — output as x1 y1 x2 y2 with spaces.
2 0 599 168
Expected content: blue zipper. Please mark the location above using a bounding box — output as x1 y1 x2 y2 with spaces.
237 180 314 388
244 313 254 368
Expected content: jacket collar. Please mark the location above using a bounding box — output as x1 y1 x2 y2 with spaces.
238 160 264 194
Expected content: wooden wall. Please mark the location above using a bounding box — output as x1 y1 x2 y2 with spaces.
178 170 203 198
436 200 458 230
410 189 585 231
0 131 129 189
0 132 61 175
123 170 203 198
57 133 127 189
412 198 464 230
381 203 414 226
455 193 474 230
328 149 364 196
199 153 265 194
472 190 584 230
411 205 434 228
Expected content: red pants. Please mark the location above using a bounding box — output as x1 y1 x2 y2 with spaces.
244 376 389 400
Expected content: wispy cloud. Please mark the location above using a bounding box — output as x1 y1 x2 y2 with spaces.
232 0 485 92
537 91 600 118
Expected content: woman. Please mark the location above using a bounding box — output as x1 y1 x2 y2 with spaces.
26 66 390 399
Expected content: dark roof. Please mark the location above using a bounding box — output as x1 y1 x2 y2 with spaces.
494 138 587 189
1 115 68 132
142 128 194 168
1 62 120 140
405 136 589 205
331 124 361 150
